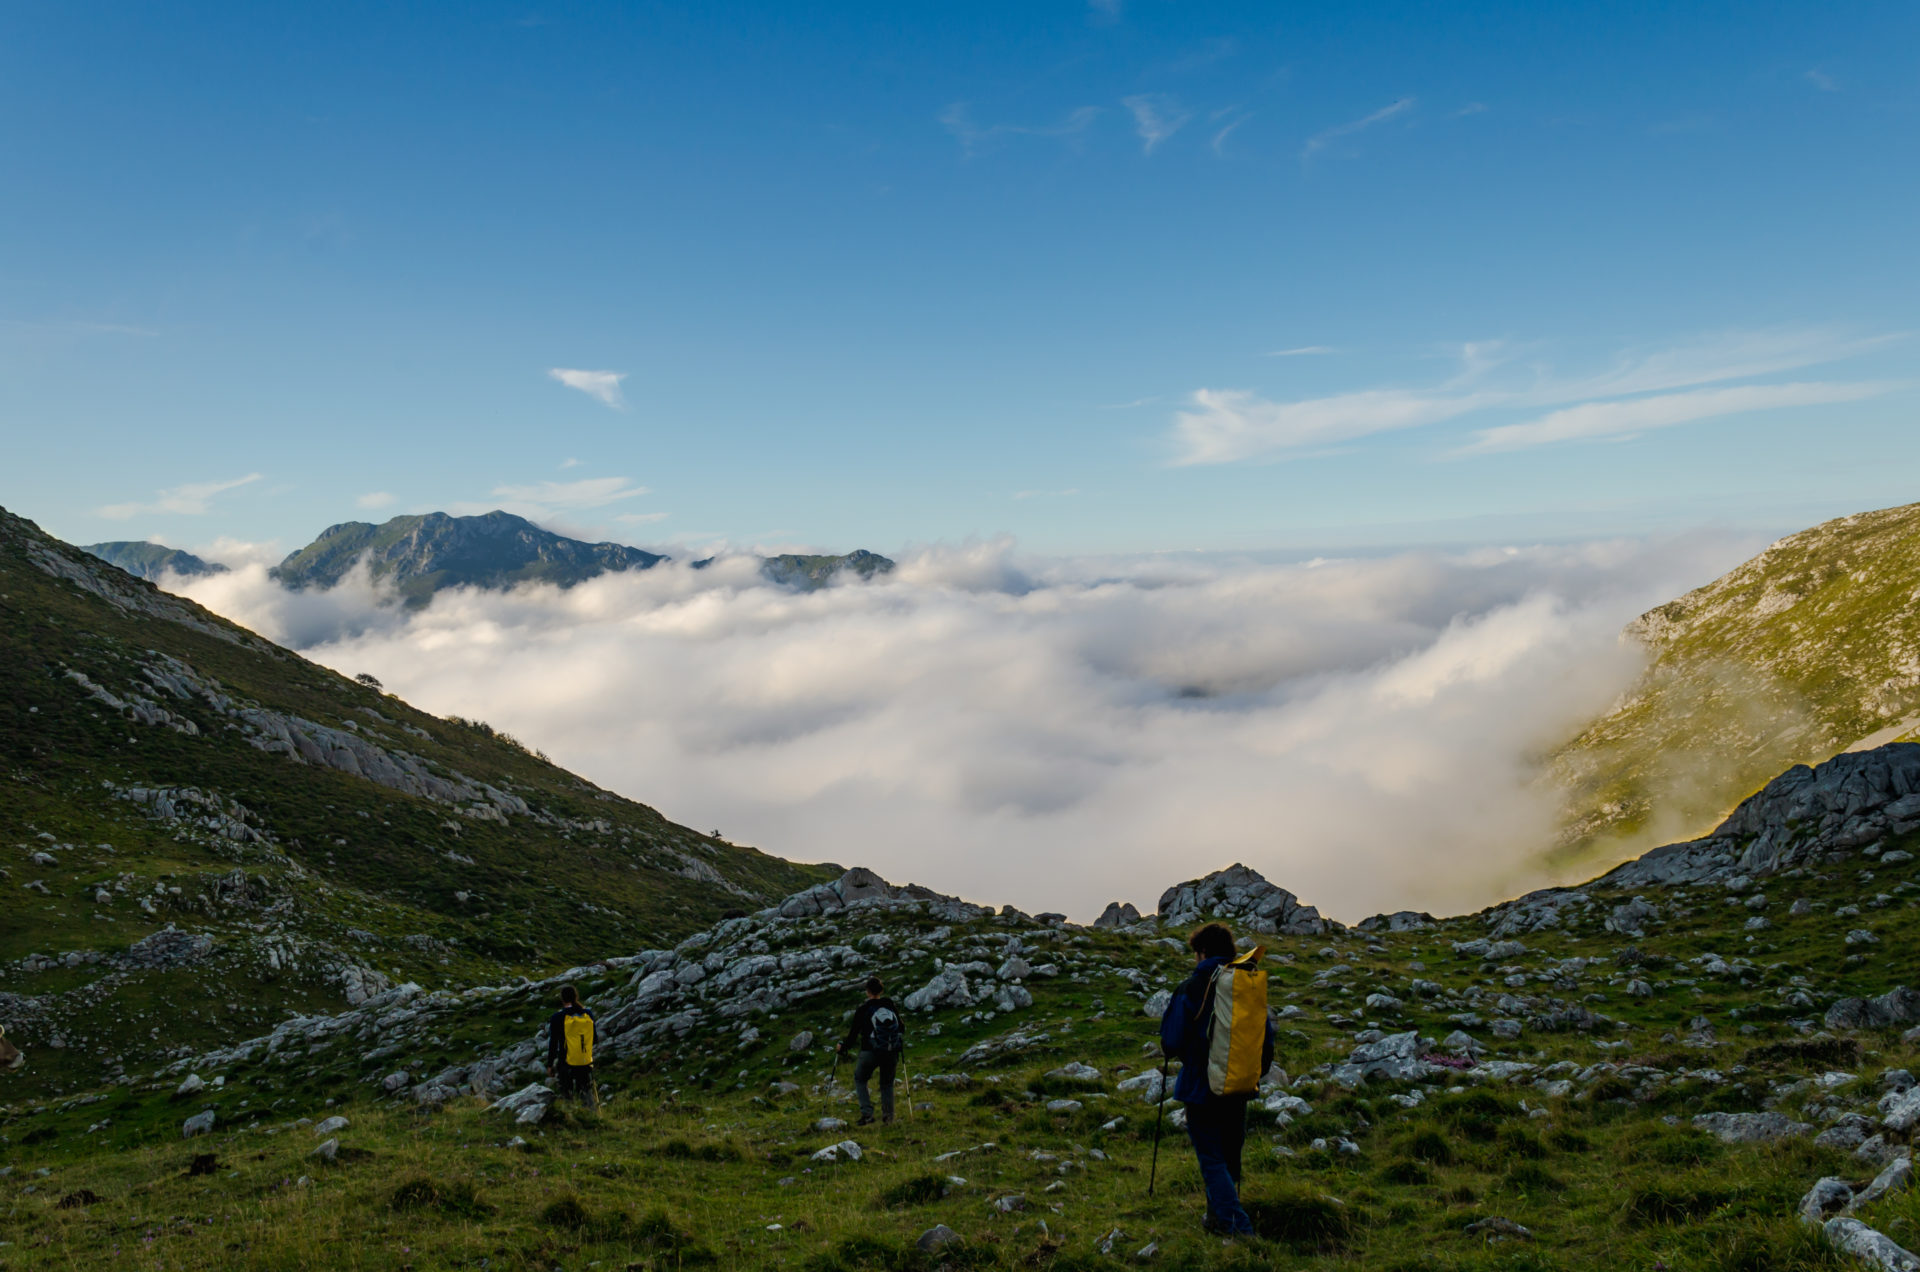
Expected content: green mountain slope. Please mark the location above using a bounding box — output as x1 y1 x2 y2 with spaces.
1552 498 1920 871
268 511 667 607
0 505 832 1099
80 541 229 581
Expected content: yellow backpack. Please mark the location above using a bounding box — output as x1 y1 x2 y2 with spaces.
1204 946 1268 1097
563 1009 595 1066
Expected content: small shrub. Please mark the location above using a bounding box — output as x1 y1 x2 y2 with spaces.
1499 1161 1566 1193
1548 1128 1592 1152
540 1194 592 1230
389 1175 495 1219
633 1209 715 1265
1746 1037 1860 1070
660 1137 743 1162
1402 1127 1455 1165
880 1173 948 1208
1584 1075 1634 1102
1245 1186 1354 1253
1498 1127 1548 1160
1624 1180 1737 1224
1378 1158 1433 1186
1620 1125 1723 1167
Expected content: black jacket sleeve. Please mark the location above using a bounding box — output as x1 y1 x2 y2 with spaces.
841 1001 874 1053
546 1010 565 1068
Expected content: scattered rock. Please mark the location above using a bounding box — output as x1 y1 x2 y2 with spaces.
1800 1177 1854 1225
181 1110 215 1138
1822 1217 1920 1272
309 1138 338 1162
313 1116 349 1136
1465 1216 1533 1240
916 1224 961 1253
1692 1111 1812 1144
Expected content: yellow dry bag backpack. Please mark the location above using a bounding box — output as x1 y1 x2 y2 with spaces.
563 1008 595 1066
1204 946 1268 1097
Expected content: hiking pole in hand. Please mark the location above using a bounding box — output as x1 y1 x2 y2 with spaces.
1147 1059 1170 1196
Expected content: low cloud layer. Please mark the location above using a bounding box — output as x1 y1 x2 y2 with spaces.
176 534 1758 923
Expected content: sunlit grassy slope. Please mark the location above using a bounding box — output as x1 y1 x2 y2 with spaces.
1554 499 1920 871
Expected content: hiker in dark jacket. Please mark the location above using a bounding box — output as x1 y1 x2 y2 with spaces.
1160 923 1275 1237
545 983 598 1108
837 976 905 1125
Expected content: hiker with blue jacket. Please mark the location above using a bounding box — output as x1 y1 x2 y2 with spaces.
837 976 905 1125
1160 922 1275 1238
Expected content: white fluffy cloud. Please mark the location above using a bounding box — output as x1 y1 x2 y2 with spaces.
548 368 627 408
178 533 1759 923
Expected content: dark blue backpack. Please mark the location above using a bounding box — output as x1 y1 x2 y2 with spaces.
868 1004 904 1054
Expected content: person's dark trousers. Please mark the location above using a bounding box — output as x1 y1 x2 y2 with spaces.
556 1063 597 1109
853 1049 897 1122
1184 1096 1252 1234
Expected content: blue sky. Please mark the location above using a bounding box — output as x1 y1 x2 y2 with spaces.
4 1 1917 559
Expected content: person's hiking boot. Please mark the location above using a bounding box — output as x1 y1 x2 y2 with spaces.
856 1113 875 1126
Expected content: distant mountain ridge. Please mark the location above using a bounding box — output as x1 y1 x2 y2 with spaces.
1552 498 1920 869
269 511 667 607
82 541 229 582
230 509 893 605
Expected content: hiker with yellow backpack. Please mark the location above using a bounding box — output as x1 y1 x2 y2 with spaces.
546 983 598 1109
1156 923 1274 1238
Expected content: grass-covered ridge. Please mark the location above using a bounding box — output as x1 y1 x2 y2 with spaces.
1554 499 1920 872
0 505 833 1101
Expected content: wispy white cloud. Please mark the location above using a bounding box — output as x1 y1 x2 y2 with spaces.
356 491 396 511
1804 68 1838 92
98 473 262 520
1169 328 1906 465
1086 0 1122 22
1012 488 1080 500
615 511 670 525
939 103 1100 158
1267 345 1338 358
549 367 627 409
1302 97 1415 160
1122 93 1193 154
1209 109 1253 156
493 477 647 510
1461 381 1894 454
560 457 583 469
1173 386 1498 464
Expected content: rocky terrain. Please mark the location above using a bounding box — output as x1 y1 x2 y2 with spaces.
1554 499 1920 872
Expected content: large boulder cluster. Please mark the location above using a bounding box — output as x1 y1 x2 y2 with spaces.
1157 864 1326 936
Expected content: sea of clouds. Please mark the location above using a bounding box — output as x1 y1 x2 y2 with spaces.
175 533 1760 923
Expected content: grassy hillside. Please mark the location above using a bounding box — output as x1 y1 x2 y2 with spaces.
0 836 1914 1271
0 505 832 1100
1553 499 1920 872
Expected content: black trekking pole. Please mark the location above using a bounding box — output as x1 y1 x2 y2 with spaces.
1147 1059 1170 1196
